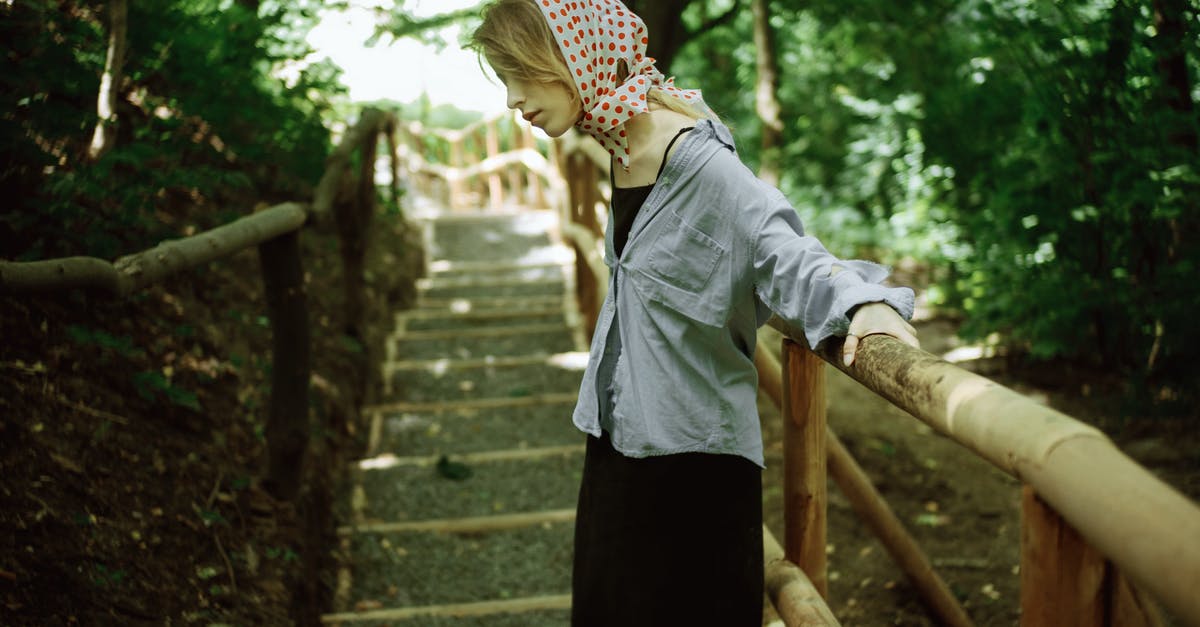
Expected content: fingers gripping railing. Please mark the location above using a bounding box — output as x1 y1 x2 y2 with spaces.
760 319 1200 626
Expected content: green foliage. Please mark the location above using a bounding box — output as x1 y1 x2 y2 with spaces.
92 563 129 588
0 0 340 259
132 370 202 412
673 0 1199 390
66 325 146 360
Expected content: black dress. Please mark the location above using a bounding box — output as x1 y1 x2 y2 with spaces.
571 129 764 627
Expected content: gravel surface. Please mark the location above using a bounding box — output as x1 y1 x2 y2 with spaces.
342 610 572 627
394 328 578 361
431 265 566 284
378 402 583 456
359 454 584 521
390 363 583 403
421 280 567 301
405 311 567 332
429 229 562 263
345 524 573 606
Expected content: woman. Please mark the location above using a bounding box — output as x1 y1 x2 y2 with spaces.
471 1 919 624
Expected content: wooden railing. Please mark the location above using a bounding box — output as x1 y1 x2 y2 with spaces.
0 106 401 502
757 321 1200 626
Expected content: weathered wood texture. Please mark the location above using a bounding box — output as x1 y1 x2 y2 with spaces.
0 202 307 295
763 525 841 626
767 319 1200 625
781 340 829 599
1021 486 1163 627
756 333 972 625
257 231 311 501
313 107 396 222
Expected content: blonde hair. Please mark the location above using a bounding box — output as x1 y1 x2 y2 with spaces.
469 0 577 101
469 0 714 122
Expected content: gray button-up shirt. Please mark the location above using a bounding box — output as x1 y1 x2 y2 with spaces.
573 119 915 467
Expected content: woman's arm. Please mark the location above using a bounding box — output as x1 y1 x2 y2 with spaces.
744 185 917 358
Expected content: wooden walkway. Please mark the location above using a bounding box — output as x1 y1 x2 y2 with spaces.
323 206 589 625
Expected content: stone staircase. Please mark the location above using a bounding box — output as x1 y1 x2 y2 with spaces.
323 208 588 626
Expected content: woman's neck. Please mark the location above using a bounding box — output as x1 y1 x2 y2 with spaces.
613 105 697 188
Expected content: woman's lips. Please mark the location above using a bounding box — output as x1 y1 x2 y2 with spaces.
523 111 541 123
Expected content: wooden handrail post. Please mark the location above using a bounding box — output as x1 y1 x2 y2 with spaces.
781 339 829 599
1020 486 1163 627
485 120 503 210
507 115 524 205
522 124 544 207
449 136 465 211
257 231 311 501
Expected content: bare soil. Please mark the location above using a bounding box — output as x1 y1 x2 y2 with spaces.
0 213 423 626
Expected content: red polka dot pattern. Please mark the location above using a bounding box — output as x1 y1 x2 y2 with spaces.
534 0 705 169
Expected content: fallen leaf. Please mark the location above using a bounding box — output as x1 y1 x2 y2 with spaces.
355 599 383 612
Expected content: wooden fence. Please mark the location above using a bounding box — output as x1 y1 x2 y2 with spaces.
0 106 401 502
755 325 1200 626
404 111 1200 625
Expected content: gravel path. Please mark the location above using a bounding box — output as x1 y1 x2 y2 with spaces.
346 524 573 606
388 363 583 403
332 208 585 625
377 402 583 456
393 328 578 362
359 454 583 521
419 280 568 301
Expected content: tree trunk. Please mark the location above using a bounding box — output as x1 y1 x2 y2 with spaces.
752 0 783 186
623 0 693 71
87 0 127 161
1151 0 1197 152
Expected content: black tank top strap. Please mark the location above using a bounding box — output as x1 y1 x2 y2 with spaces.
609 126 696 189
656 126 695 180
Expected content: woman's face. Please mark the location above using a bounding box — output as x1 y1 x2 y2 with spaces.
503 76 581 137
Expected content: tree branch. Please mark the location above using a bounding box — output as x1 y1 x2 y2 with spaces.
688 0 743 39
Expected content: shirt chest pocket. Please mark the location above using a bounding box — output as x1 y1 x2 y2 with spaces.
636 210 731 327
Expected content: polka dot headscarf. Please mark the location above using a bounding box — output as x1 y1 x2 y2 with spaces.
534 0 707 169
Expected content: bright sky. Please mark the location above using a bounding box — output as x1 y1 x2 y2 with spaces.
305 0 507 114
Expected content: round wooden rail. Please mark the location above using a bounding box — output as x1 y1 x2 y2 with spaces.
768 319 1200 625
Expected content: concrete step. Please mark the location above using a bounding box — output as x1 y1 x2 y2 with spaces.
322 596 571 625
417 268 564 290
398 307 565 332
428 259 570 276
427 229 562 265
332 524 572 618
365 396 582 458
391 326 577 361
414 295 564 312
419 279 566 302
386 361 583 404
353 453 583 522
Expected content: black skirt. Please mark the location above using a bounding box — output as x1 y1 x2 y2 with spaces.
571 432 763 627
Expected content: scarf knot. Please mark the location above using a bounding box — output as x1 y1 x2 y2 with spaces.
535 0 707 169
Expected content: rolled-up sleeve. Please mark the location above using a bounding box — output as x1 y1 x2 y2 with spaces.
747 191 915 350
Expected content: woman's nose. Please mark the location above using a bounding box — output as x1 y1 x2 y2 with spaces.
506 85 524 110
